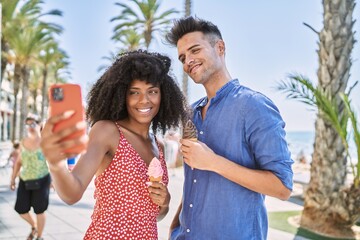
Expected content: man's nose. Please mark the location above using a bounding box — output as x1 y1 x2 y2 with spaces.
187 59 195 66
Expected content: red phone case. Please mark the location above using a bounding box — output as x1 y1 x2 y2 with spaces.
49 83 86 154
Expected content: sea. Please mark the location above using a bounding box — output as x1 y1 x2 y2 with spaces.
161 131 357 166
286 131 358 164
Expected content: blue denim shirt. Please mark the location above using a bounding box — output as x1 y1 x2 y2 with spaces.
172 79 293 240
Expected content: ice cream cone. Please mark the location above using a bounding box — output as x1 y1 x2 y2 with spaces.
149 176 162 182
182 120 198 141
187 138 197 142
147 157 164 182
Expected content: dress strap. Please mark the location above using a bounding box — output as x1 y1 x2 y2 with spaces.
114 122 123 135
114 121 120 129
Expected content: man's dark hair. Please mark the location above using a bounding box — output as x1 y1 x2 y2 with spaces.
86 49 189 134
166 16 222 46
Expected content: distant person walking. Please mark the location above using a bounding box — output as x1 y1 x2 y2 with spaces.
10 117 51 240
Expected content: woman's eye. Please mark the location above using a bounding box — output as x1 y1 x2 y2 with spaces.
129 91 139 95
149 90 159 95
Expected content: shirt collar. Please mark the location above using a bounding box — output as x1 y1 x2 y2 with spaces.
194 79 239 109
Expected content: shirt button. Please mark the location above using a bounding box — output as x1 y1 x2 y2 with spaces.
187 229 191 233
200 131 204 134
190 204 193 208
193 179 197 183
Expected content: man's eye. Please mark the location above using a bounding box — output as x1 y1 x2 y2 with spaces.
192 48 200 54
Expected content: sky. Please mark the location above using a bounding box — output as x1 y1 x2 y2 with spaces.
42 1 360 132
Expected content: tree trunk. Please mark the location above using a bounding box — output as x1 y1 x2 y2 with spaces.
300 0 359 238
1 40 9 82
181 0 192 100
11 63 21 141
0 40 10 100
19 65 30 139
31 89 38 115
144 27 152 50
40 68 48 120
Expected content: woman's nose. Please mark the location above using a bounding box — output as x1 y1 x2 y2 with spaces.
139 93 149 103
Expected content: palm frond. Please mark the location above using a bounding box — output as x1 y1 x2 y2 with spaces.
341 94 360 186
277 73 360 185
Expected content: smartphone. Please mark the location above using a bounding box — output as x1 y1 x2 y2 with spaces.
49 83 87 154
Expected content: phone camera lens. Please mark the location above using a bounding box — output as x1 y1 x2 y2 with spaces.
52 87 64 101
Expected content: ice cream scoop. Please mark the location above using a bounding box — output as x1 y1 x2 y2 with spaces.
182 120 198 141
147 157 163 182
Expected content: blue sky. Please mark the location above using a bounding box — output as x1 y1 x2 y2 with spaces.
42 1 360 132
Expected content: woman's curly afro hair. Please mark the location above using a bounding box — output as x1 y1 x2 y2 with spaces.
86 49 189 134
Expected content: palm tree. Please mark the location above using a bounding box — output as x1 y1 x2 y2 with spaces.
276 0 357 237
28 66 42 114
12 26 53 138
98 29 144 73
1 0 62 83
111 0 179 49
277 75 360 238
2 0 63 139
1 0 21 82
114 29 144 51
51 57 71 84
97 50 120 74
37 41 69 120
181 0 192 99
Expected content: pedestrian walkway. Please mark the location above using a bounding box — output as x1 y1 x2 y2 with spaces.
0 166 308 239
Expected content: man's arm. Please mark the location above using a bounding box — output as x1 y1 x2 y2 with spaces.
169 201 182 238
180 140 291 200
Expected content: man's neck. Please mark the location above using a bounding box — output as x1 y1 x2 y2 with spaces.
204 72 232 100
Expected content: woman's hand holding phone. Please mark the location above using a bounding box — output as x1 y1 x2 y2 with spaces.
40 111 88 168
40 84 89 168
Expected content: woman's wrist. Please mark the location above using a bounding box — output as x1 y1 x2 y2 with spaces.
48 161 66 172
10 179 16 186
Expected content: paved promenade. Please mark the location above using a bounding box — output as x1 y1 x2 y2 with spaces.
0 154 307 239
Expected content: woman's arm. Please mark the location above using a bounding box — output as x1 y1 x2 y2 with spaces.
41 112 113 204
10 156 21 190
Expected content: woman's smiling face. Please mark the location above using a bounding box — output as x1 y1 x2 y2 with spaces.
126 79 161 125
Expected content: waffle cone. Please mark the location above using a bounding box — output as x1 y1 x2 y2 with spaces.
149 176 162 182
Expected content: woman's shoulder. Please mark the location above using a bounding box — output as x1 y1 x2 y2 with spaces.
86 121 121 155
89 120 120 140
91 120 118 131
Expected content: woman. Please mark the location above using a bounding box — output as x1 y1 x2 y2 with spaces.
10 117 51 240
40 50 188 239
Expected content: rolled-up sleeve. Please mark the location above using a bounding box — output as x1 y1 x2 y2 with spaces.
244 92 294 190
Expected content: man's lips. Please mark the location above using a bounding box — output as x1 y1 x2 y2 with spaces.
189 63 201 74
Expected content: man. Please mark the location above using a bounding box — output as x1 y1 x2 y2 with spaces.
166 17 293 240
